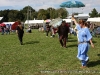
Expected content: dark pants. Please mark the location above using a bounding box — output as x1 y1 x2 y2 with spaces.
18 33 23 44
46 30 49 36
46 30 51 36
59 35 68 47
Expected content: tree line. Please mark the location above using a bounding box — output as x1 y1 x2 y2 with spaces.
0 5 100 23
0 6 68 23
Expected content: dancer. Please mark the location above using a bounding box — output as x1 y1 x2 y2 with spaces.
72 16 94 68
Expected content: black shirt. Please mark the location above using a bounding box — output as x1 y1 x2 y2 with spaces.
16 25 24 34
58 25 69 37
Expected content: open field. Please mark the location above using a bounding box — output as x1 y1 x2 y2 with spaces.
0 29 100 75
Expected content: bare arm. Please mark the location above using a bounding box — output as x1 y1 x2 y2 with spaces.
71 17 78 25
89 39 94 48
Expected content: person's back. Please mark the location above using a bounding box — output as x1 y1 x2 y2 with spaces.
58 24 69 36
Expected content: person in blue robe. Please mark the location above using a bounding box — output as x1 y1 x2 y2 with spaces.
72 17 94 68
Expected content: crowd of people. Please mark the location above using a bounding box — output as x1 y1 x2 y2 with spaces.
0 26 10 35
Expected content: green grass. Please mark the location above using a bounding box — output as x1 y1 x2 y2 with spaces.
0 30 100 75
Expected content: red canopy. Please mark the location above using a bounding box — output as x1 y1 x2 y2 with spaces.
11 21 19 30
0 23 6 27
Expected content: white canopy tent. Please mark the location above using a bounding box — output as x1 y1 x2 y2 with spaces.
63 19 71 23
87 17 100 22
24 20 44 24
0 17 3 21
67 14 89 20
78 14 89 19
87 17 100 27
3 22 14 25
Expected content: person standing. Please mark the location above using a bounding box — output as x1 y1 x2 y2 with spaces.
16 21 24 45
57 21 69 48
72 16 94 68
46 24 51 37
1 26 5 35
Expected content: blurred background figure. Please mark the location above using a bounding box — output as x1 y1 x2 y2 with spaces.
46 24 51 37
58 21 69 48
16 21 24 45
1 26 5 35
26 26 32 33
5 27 10 35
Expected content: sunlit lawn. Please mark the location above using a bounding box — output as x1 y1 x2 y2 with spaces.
0 29 100 75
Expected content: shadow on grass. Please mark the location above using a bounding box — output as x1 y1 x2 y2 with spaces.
67 44 77 47
68 39 77 42
97 54 100 56
25 41 39 44
87 60 100 67
93 40 97 44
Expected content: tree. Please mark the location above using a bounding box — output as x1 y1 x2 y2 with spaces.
16 11 25 21
20 6 36 20
57 8 68 19
8 10 19 21
31 12 38 20
98 13 100 17
37 9 48 20
47 7 57 19
89 8 98 17
0 9 10 23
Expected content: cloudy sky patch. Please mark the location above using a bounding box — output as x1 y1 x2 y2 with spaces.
0 0 100 14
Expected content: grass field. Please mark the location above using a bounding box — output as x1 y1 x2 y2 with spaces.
0 29 100 75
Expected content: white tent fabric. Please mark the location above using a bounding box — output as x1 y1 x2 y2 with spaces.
24 20 44 24
63 19 71 23
87 17 100 22
67 14 89 19
3 22 14 25
0 17 3 21
78 14 89 17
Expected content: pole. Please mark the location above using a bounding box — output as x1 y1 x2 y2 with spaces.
27 5 29 27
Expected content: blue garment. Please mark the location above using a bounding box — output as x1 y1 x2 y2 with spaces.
76 24 81 31
76 24 92 66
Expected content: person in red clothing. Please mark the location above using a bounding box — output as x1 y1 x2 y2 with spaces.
58 21 69 48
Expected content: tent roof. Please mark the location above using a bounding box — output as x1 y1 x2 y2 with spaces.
67 14 89 19
3 22 15 25
25 20 44 24
0 17 3 21
63 19 71 23
78 14 89 17
87 17 100 22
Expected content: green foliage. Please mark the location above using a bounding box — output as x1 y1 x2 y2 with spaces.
0 9 10 22
37 9 48 20
89 8 98 17
0 6 69 22
8 10 19 21
16 11 25 21
57 8 68 19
